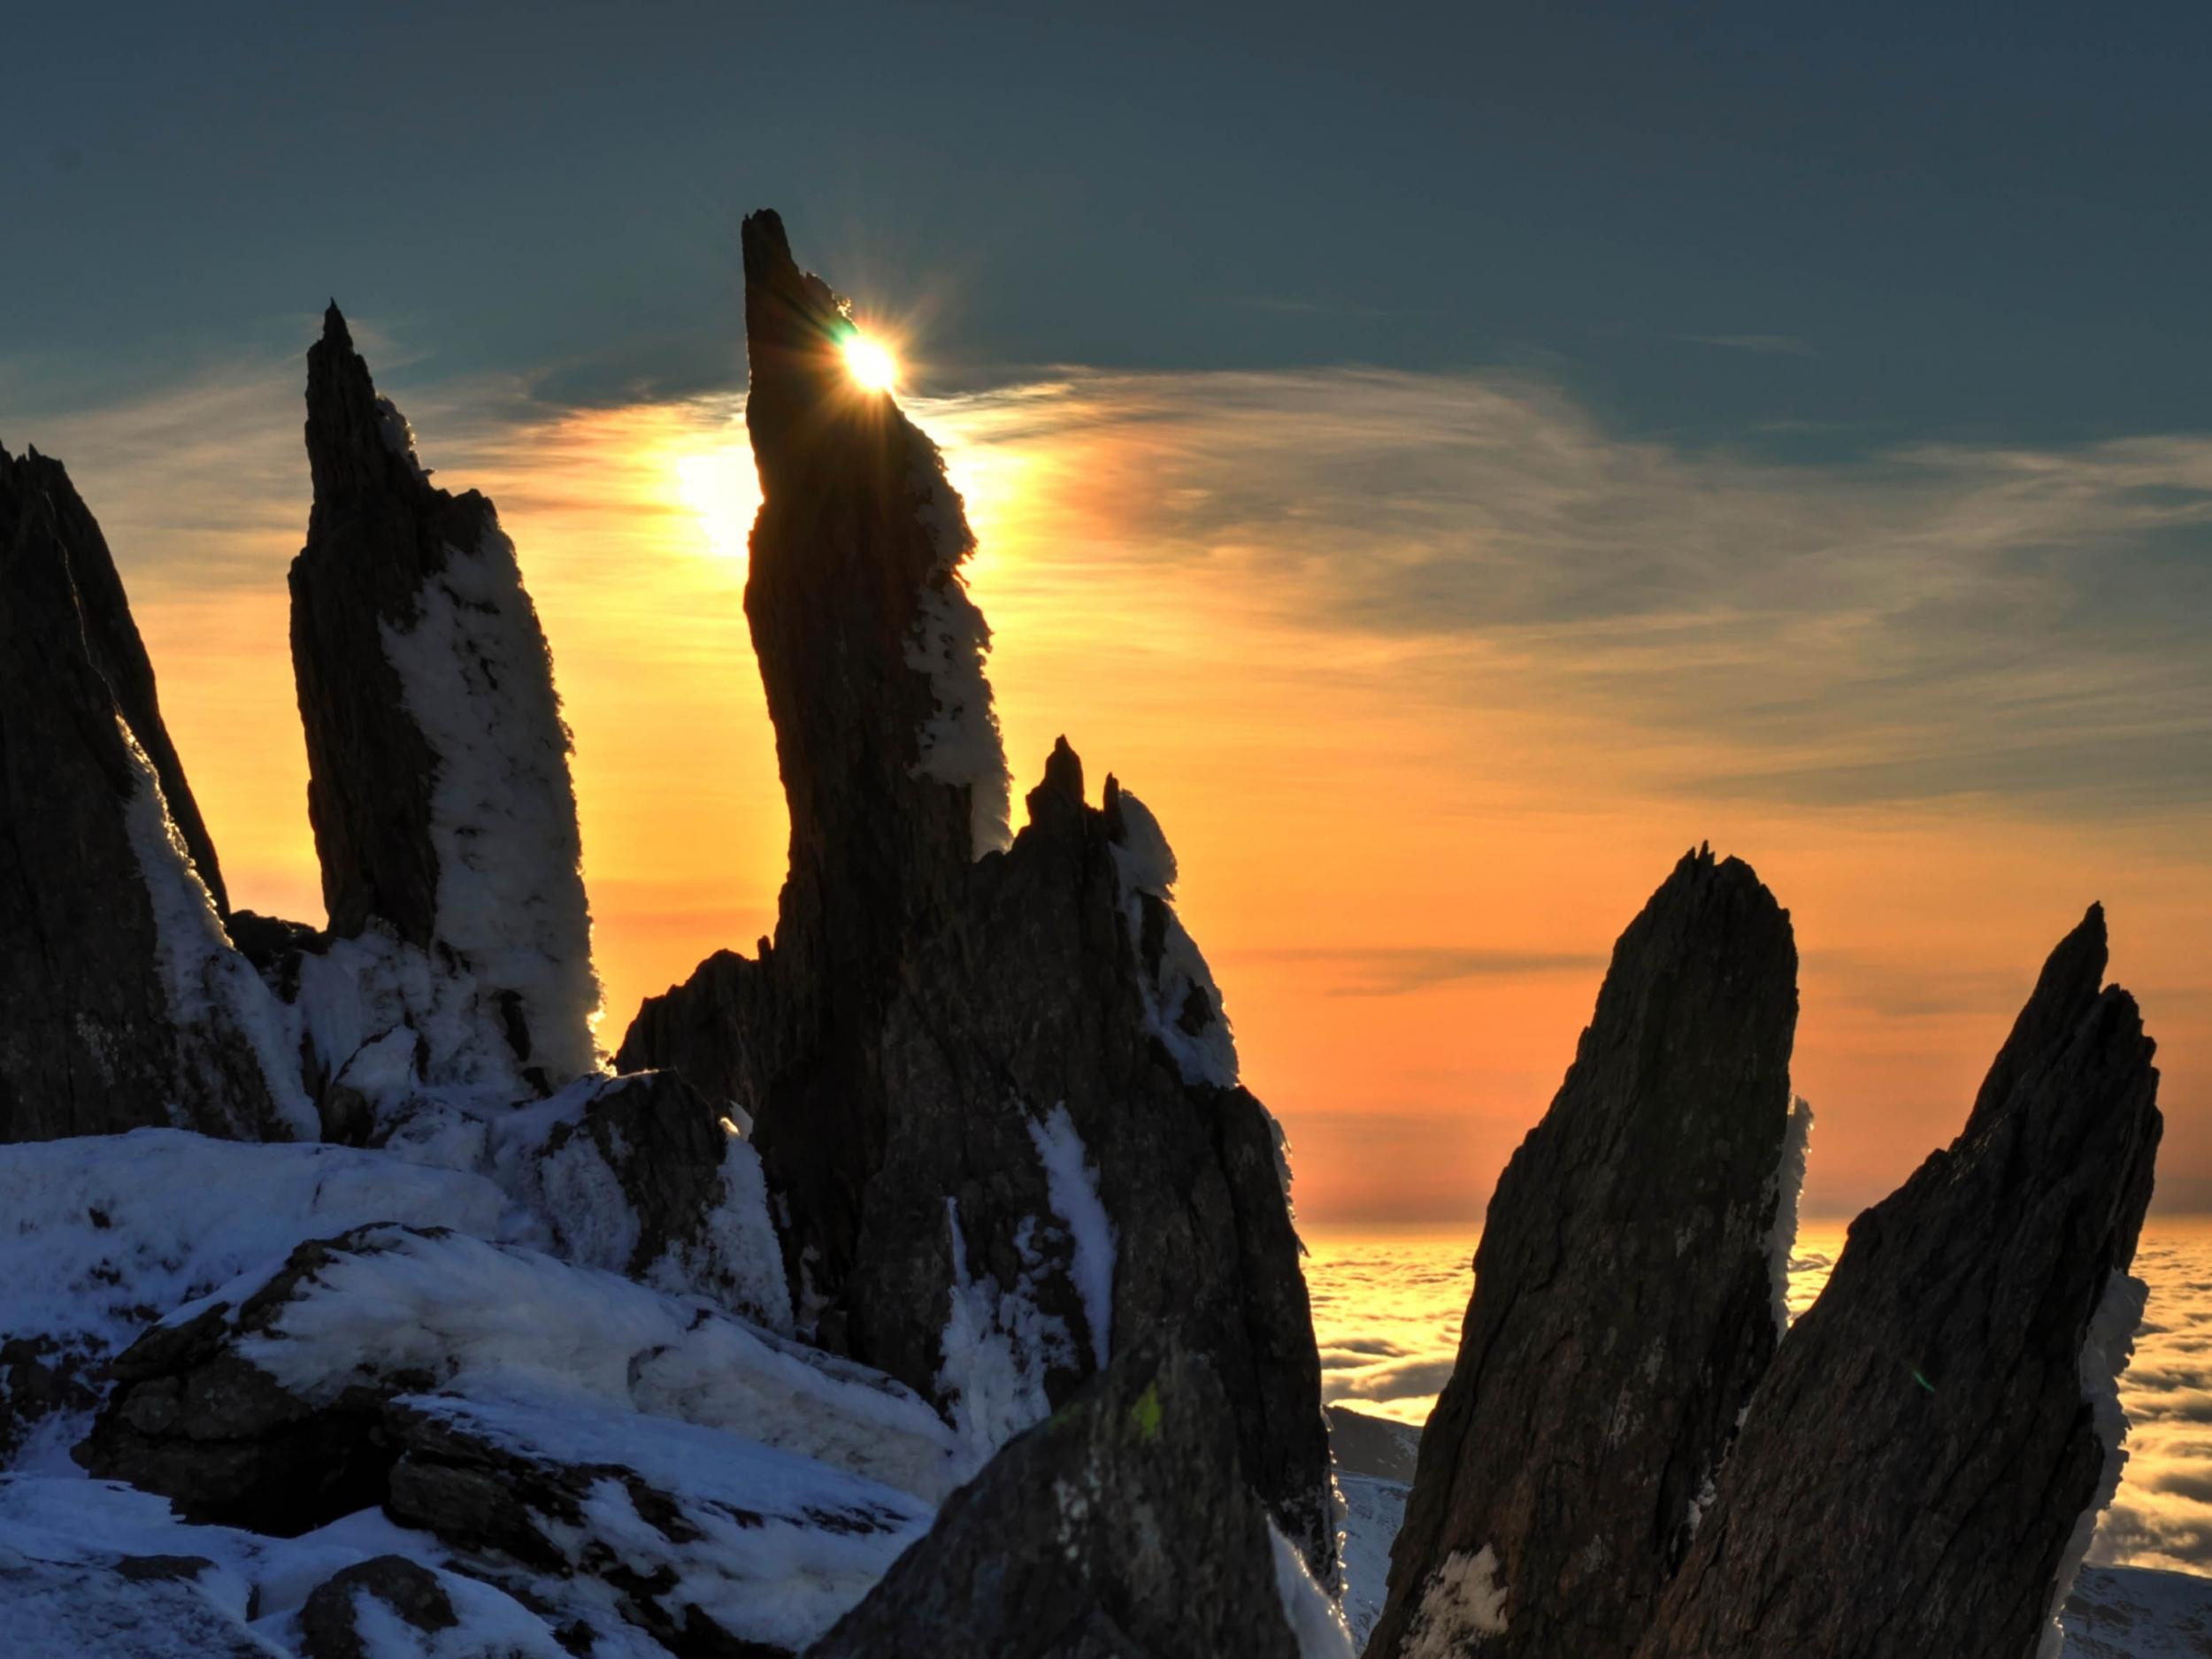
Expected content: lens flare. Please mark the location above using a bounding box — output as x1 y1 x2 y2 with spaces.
841 333 899 393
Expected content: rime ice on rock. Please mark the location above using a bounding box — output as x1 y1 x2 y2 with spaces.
619 212 1336 1578
1633 905 2163 1659
1367 849 1800 1659
290 308 600 1093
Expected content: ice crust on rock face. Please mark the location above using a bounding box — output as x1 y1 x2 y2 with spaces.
1368 848 1800 1659
376 521 601 1085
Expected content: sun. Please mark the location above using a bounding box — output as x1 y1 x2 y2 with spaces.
840 331 900 393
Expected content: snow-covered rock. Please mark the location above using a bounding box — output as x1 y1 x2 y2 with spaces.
0 1131 518 1468
76 1223 964 1527
290 305 599 1093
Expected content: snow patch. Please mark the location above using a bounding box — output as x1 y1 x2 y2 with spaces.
1028 1105 1118 1368
373 394 432 483
2039 1270 2150 1659
905 443 1012 859
378 522 601 1082
1271 1518 1357 1659
934 1197 1072 1464
1405 1544 1509 1657
1767 1094 1815 1335
1109 785 1240 1088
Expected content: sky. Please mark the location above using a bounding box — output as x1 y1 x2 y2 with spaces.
4 2 2208 1225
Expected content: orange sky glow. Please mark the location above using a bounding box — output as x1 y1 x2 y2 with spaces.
33 347 2209 1227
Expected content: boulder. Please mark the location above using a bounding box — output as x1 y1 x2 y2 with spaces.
290 309 598 1089
1633 904 2162 1659
297 1555 457 1659
808 1339 1350 1659
1366 848 1801 1659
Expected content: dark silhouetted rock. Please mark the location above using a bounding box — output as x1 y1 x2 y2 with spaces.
620 214 1335 1577
1366 849 1801 1659
809 1339 1347 1659
1633 904 2162 1659
0 445 228 910
622 206 1010 1294
850 746 1335 1571
299 1555 457 1659
0 443 303 1143
290 308 598 1087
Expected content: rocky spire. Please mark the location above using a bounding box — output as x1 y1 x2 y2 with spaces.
289 307 599 1088
623 206 1012 1300
1633 905 2162 1659
0 445 304 1142
1366 849 1801 1659
621 214 1336 1576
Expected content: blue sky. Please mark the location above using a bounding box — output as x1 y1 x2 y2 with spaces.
9 0 2211 448
4 2 2209 1215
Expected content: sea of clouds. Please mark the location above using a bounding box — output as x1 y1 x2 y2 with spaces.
1304 1220 2212 1576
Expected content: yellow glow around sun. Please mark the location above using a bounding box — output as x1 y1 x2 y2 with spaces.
841 332 900 393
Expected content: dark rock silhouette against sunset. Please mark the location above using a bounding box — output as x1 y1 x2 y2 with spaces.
0 444 293 1143
1366 848 1802 1659
1633 905 2162 1659
621 210 1337 1578
0 201 2178 1659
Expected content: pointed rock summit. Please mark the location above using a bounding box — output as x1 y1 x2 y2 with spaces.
1367 848 1801 1659
1634 905 2162 1659
0 445 303 1142
290 306 599 1090
621 211 1335 1573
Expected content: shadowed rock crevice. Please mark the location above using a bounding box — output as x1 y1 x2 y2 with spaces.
1367 847 1800 1659
1632 903 2163 1659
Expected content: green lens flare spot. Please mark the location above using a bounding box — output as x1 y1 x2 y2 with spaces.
1129 1383 1164 1442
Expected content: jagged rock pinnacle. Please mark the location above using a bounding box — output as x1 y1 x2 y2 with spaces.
1368 848 1801 1659
290 310 599 1087
620 219 1336 1576
1634 904 2162 1659
0 446 291 1141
